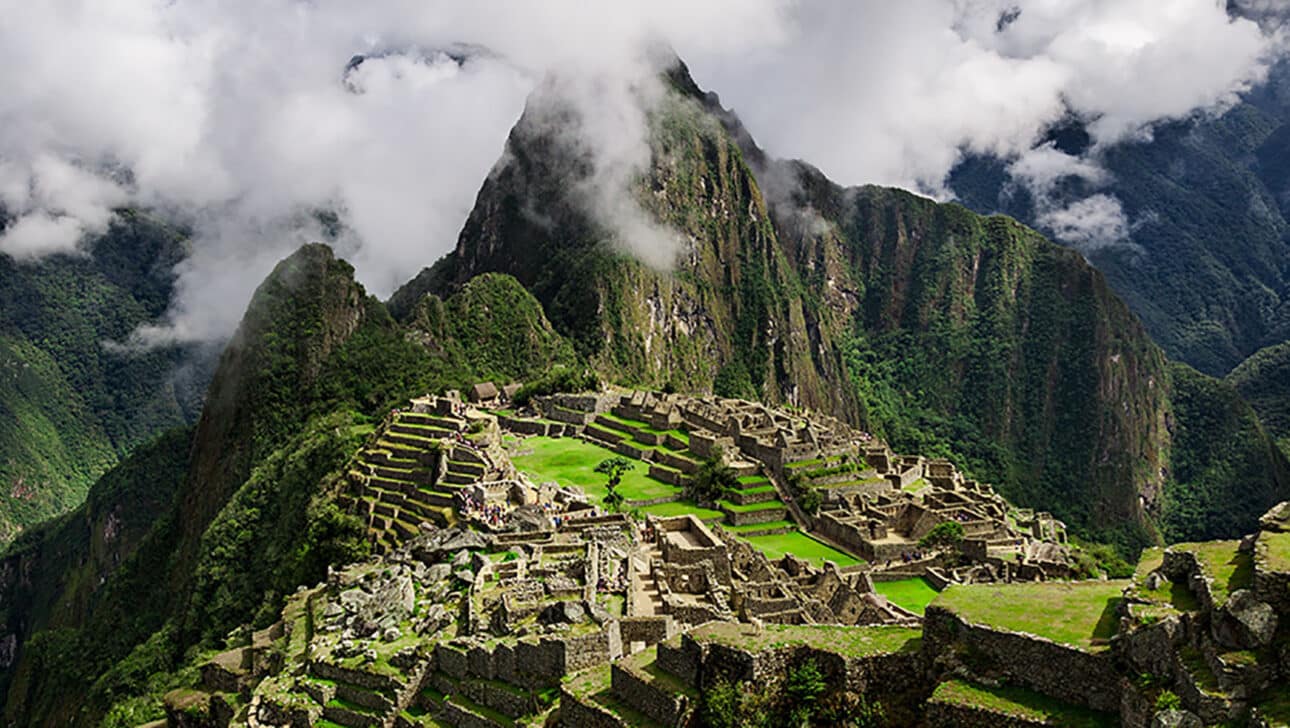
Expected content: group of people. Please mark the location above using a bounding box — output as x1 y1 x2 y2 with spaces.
461 493 506 527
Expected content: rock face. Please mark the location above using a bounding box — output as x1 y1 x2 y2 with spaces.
1213 589 1278 650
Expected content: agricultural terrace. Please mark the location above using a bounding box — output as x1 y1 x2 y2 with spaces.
931 580 1127 652
929 679 1115 727
874 577 941 615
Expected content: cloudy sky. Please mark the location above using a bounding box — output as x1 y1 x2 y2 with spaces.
0 0 1283 344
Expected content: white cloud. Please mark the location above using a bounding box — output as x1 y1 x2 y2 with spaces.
0 0 1283 336
682 0 1283 249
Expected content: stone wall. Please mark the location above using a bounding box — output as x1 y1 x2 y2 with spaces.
620 616 677 646
612 661 691 725
922 606 1123 713
557 687 625 728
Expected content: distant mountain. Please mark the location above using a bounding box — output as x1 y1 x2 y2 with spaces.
0 211 213 542
950 60 1290 377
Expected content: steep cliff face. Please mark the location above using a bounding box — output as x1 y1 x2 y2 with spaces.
766 168 1171 544
396 75 859 419
398 62 1288 549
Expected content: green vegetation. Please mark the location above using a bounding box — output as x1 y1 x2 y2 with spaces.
594 457 633 512
919 521 964 551
1229 341 1290 447
0 212 202 542
740 531 861 568
930 679 1115 727
932 580 1127 652
185 411 371 642
874 578 941 615
690 622 921 658
512 367 600 409
1129 548 1199 618
509 436 678 503
1161 364 1290 543
1262 531 1290 572
686 455 741 506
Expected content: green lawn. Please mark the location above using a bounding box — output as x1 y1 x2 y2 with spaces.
1261 531 1290 573
510 436 679 502
1173 540 1252 606
690 622 920 658
719 499 786 513
741 530 862 567
875 577 941 615
722 519 795 533
932 580 1127 652
636 500 725 521
930 679 1114 727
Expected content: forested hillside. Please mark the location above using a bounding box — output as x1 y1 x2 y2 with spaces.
950 61 1290 377
0 211 212 542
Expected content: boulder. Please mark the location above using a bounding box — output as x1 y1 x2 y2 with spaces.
1151 710 1203 728
1213 590 1278 650
441 529 490 553
588 602 613 625
539 600 587 625
507 505 550 533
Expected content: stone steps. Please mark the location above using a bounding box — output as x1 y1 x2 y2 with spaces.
322 698 386 728
390 423 455 440
584 423 625 446
727 485 778 506
442 471 476 486
386 433 445 450
718 500 788 526
397 412 463 431
438 693 514 728
654 450 699 475
446 460 485 477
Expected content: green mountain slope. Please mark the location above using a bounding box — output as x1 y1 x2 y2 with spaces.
950 65 1290 377
1228 339 1290 455
397 61 1289 550
0 211 209 542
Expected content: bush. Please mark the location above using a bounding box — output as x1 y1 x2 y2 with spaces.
799 489 823 515
687 454 740 506
513 366 600 407
1155 690 1182 712
918 521 965 550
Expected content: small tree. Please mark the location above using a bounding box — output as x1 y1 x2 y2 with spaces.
919 521 965 551
688 455 740 506
595 457 634 512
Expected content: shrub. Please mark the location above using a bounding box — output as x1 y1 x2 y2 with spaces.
919 521 965 550
1155 690 1182 712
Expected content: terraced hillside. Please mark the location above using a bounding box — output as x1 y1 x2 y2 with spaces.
345 406 525 552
